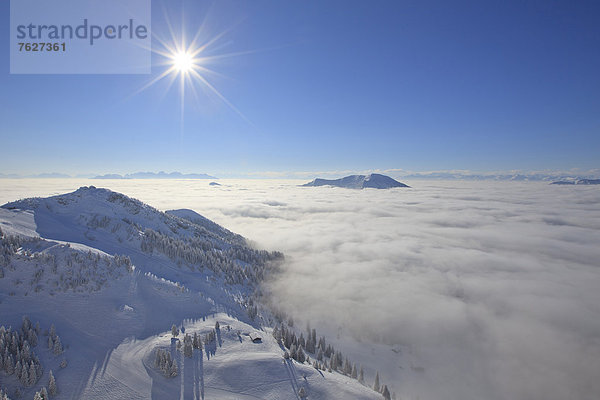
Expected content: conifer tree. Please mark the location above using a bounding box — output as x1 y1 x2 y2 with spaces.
15 360 22 380
183 335 193 358
49 369 58 396
297 345 306 363
5 354 14 375
298 387 306 398
317 348 324 361
169 360 178 377
344 358 352 375
53 336 62 355
29 329 38 347
28 361 38 386
21 365 29 386
382 385 391 400
290 344 297 360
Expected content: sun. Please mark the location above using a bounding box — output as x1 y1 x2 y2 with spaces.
132 15 253 128
172 51 194 73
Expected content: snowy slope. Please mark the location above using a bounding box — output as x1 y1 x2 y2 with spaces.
2 186 279 294
0 187 381 400
302 174 409 189
80 314 379 400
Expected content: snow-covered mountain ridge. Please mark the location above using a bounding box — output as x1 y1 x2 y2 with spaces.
2 186 280 288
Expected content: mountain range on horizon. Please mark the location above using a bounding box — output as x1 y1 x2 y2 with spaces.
1 170 599 182
92 171 217 180
0 171 217 179
550 178 600 185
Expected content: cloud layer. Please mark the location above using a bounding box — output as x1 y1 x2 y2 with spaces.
2 179 599 399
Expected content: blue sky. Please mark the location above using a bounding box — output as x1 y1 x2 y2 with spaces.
1 0 599 177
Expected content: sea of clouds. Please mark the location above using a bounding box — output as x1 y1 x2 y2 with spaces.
1 179 599 399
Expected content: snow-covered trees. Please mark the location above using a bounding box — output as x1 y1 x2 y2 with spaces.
276 320 394 396
316 348 324 361
298 387 307 398
48 370 57 395
247 304 258 320
171 325 179 337
52 337 63 355
0 317 48 390
0 388 11 400
139 227 283 287
0 232 133 295
154 348 178 378
382 385 391 400
305 327 316 353
28 361 37 386
183 334 193 358
32 387 49 400
344 358 352 375
20 363 28 385
47 324 63 356
204 329 217 345
192 332 200 350
4 355 14 375
296 346 306 363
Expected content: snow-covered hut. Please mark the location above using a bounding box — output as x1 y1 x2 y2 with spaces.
249 332 262 343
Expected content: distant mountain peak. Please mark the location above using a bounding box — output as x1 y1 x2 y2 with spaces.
550 178 600 185
302 173 410 189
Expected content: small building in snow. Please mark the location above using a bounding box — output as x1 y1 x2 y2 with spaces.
249 332 262 343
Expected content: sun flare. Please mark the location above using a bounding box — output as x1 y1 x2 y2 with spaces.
172 51 194 73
